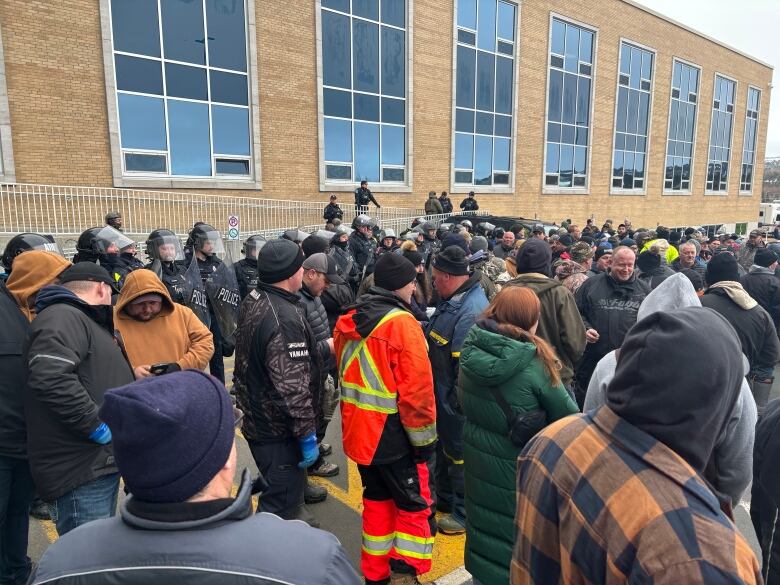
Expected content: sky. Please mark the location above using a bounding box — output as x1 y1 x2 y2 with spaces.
633 0 779 157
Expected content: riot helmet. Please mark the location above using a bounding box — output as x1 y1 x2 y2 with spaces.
460 219 473 232
2 233 63 271
188 223 225 257
95 226 135 255
282 229 310 244
146 229 184 262
353 214 374 229
105 210 123 229
242 235 267 259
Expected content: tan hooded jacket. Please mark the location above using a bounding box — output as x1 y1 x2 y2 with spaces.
115 269 213 371
6 250 72 321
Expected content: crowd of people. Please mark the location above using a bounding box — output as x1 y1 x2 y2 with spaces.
1 206 780 584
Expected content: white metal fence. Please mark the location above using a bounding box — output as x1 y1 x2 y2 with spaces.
0 182 488 258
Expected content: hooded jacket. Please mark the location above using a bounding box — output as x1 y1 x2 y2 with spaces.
25 285 134 501
584 274 756 505
335 288 436 465
751 399 780 583
0 251 71 458
29 469 361 585
741 265 780 332
115 270 214 371
505 274 586 386
460 321 577 585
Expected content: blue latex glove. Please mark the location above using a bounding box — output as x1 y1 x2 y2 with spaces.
297 433 319 469
89 423 112 445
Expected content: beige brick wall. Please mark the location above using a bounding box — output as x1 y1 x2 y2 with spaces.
0 0 772 228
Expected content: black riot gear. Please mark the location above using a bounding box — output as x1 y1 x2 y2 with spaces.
2 233 62 272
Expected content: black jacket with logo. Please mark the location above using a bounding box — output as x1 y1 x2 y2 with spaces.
323 202 344 222
0 283 30 458
233 283 321 443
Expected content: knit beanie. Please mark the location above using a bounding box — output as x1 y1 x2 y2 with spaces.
441 234 470 255
99 370 235 503
636 250 661 272
515 238 552 277
402 248 423 267
620 238 636 247
755 247 779 268
301 235 329 258
559 234 575 247
706 252 740 285
433 245 470 276
681 268 704 292
470 236 489 254
374 253 417 290
257 239 304 283
595 247 612 261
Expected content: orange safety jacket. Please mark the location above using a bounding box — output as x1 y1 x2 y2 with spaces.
335 306 436 465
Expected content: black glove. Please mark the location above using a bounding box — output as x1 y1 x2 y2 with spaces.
221 339 235 358
413 441 437 464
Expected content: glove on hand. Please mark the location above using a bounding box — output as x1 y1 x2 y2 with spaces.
297 433 319 469
89 422 112 445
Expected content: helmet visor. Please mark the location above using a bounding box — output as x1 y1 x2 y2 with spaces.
244 237 267 257
195 230 225 256
95 226 134 254
149 234 184 261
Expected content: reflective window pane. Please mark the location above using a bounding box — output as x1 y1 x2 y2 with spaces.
383 167 405 181
579 30 593 65
559 145 573 186
456 46 476 108
474 136 493 185
497 2 515 41
475 112 493 135
494 137 510 171
324 88 352 118
476 52 495 111
495 114 511 137
115 55 163 95
322 11 351 89
381 0 405 27
564 25 579 72
548 70 563 122
381 97 405 124
111 0 160 57
324 118 353 162
354 93 380 121
165 63 208 101
455 133 474 169
353 20 379 93
381 124 404 165
477 0 497 51
216 159 250 175
495 56 513 114
546 143 559 174
326 164 352 180
323 0 349 11
168 100 211 176
212 105 250 156
455 171 473 183
574 146 586 175
354 122 380 182
576 77 590 125
206 0 247 72
456 108 475 133
562 73 576 124
161 0 206 65
458 0 477 29
381 26 405 98
210 71 248 105
551 19 565 55
353 0 379 20
458 29 476 45
125 152 167 173
118 94 167 150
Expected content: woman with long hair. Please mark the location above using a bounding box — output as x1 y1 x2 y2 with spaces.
460 286 579 585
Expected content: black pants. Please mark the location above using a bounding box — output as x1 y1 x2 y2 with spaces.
0 456 34 585
209 316 225 383
248 440 304 520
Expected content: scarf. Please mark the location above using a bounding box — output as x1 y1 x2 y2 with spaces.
708 281 758 310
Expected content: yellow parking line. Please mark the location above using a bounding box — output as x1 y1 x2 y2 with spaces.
41 520 58 543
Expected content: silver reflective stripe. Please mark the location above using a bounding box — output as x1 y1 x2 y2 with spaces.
33 566 297 585
29 354 76 366
362 532 394 555
393 533 434 558
404 424 437 447
341 385 398 413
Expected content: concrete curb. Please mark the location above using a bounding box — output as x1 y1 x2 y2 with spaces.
433 567 472 584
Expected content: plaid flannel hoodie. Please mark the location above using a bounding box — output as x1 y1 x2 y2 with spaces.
511 406 761 585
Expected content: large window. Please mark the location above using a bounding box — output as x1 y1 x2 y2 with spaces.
740 87 761 193
109 0 252 179
664 60 699 192
611 42 653 191
544 17 595 189
453 0 517 187
320 0 407 184
706 74 736 192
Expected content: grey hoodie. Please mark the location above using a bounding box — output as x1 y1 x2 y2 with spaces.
583 273 756 505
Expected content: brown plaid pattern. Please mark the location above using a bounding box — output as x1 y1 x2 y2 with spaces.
511 406 761 584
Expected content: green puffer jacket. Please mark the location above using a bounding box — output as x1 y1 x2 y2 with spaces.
460 323 579 585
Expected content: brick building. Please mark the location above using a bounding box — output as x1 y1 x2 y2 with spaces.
0 0 772 229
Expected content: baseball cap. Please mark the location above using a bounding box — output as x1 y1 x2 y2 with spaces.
59 262 115 286
302 252 345 284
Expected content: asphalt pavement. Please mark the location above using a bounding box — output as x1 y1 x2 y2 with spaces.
27 363 780 584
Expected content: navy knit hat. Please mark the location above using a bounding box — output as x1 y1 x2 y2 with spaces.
516 238 552 276
706 252 740 285
441 234 470 255
257 239 304 283
99 370 235 503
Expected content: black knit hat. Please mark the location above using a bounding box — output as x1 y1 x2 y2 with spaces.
402 248 423 267
433 245 470 276
301 235 329 258
516 238 552 276
99 370 235 503
374 253 417 290
706 252 740 285
636 250 661 273
755 247 779 268
257 239 304 284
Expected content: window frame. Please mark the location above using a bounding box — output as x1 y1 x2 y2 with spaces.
739 84 761 196
315 0 414 193
704 71 738 196
99 0 262 190
609 38 656 196
448 0 522 195
0 20 16 182
541 12 598 196
662 57 702 196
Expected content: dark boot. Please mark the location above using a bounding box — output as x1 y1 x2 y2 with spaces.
295 504 320 529
304 480 327 504
30 496 50 520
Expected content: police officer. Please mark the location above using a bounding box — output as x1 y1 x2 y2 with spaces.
105 211 123 231
354 180 380 216
330 226 360 293
235 235 266 300
73 226 135 288
349 215 377 280
459 191 479 212
1 233 62 278
418 221 440 263
323 195 343 225
375 229 398 258
144 229 187 304
439 191 454 214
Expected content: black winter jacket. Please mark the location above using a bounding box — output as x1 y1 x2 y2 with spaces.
234 258 259 300
322 282 355 333
0 283 30 458
741 266 780 332
29 469 360 585
637 264 676 290
323 202 344 222
24 286 134 501
300 283 333 371
701 287 780 372
751 399 780 584
348 231 376 277
233 283 321 443
144 261 188 305
460 198 479 211
439 196 454 214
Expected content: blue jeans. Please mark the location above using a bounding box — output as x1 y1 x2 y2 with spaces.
0 456 34 585
48 473 119 536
